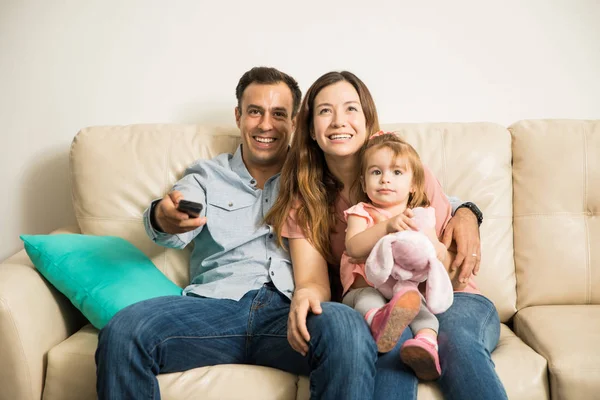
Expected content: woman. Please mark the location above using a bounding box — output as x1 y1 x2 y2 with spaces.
267 71 507 399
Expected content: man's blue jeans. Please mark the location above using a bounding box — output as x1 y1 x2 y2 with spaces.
96 283 377 400
375 293 508 400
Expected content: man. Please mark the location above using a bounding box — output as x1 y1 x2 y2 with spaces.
95 67 483 399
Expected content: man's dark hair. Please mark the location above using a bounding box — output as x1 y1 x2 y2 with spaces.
235 67 302 117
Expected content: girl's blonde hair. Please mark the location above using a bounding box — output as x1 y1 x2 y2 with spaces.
358 133 430 208
266 71 380 264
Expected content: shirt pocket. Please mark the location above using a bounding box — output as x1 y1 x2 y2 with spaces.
206 190 258 243
208 195 255 212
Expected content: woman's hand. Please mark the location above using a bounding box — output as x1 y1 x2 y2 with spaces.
287 287 323 356
286 238 330 356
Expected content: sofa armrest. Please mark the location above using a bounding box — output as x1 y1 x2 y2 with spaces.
0 226 86 400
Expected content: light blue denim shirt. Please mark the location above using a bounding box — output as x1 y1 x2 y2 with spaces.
143 146 294 301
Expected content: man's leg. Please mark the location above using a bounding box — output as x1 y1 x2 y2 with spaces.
95 292 256 400
436 293 508 400
248 285 378 400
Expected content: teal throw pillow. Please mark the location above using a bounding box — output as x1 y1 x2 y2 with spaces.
21 234 182 329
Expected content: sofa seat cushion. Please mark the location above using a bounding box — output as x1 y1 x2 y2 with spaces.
514 305 600 400
43 323 548 400
42 325 302 400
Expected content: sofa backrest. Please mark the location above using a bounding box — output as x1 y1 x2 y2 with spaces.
70 122 516 322
510 120 600 308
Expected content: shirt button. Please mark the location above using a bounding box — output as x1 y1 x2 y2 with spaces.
265 199 269 203
269 234 274 239
270 271 275 276
228 202 233 207
250 179 256 185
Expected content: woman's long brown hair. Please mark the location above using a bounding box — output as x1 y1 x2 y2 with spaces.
266 71 380 264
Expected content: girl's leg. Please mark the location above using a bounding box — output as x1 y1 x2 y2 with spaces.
436 293 508 400
400 299 441 380
342 286 387 317
344 287 420 353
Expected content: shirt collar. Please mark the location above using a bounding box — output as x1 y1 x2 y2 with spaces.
231 145 253 182
231 144 283 187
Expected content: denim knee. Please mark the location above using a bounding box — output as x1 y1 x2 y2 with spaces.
306 303 377 400
438 293 501 354
307 302 376 359
97 299 162 356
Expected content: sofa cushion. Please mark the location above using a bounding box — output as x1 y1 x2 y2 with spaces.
21 234 182 329
42 324 547 400
511 120 600 308
514 305 600 400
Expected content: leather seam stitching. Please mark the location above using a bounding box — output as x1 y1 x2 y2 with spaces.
582 124 591 303
514 212 598 218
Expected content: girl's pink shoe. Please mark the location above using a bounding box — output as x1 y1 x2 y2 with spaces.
369 289 420 353
400 337 441 380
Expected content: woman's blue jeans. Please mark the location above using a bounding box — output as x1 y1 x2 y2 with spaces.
96 283 377 400
375 293 508 400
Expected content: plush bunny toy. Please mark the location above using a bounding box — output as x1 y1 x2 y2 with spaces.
365 208 454 314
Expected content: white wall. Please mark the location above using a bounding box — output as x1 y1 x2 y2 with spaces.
1 0 599 260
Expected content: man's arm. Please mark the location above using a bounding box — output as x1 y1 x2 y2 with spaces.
442 196 483 284
144 173 207 249
447 196 484 225
422 164 483 285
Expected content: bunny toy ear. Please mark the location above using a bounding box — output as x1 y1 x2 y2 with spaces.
366 234 397 288
424 256 454 314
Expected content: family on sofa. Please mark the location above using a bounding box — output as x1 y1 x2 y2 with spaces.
93 66 508 400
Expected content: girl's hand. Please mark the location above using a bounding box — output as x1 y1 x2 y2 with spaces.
385 208 419 233
434 240 448 263
423 226 449 265
287 287 323 356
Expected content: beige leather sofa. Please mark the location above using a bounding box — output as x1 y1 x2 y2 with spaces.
1 120 598 400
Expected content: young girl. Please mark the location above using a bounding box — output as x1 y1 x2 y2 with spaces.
342 131 453 381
